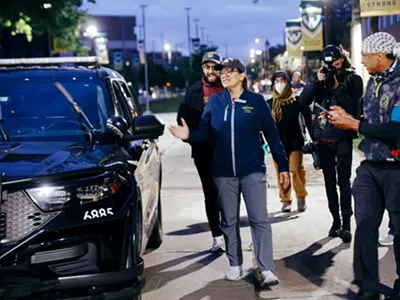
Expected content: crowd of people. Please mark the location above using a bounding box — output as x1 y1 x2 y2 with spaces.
169 31 400 300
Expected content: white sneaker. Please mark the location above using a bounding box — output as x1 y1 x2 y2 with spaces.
379 233 394 246
225 265 243 281
211 236 225 252
261 270 280 287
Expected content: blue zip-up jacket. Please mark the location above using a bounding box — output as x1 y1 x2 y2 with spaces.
187 89 289 178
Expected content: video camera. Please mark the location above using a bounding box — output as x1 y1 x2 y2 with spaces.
320 45 342 90
321 52 337 90
302 141 321 170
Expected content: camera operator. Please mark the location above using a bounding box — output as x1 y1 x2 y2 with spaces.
300 45 363 243
327 32 400 300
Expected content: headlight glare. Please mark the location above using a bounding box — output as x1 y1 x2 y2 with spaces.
26 186 71 211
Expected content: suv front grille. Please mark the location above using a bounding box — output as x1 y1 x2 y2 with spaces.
0 191 55 244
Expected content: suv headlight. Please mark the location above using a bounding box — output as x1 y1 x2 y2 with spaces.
26 175 123 212
26 186 71 212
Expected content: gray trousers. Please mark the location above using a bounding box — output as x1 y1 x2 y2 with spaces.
214 172 274 272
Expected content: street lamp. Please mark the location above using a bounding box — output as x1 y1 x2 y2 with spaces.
164 43 171 51
184 7 192 67
140 4 150 114
164 43 172 64
84 25 98 39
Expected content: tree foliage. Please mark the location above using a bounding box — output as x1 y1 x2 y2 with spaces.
327 0 352 49
0 0 95 53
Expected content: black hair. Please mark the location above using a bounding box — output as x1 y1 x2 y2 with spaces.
271 70 292 87
386 53 396 60
242 76 249 89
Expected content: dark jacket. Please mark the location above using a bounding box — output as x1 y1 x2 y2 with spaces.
300 68 363 141
358 59 400 162
188 89 289 178
177 80 213 159
267 96 312 155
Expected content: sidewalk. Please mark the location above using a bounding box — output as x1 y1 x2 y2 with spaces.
256 149 395 299
144 113 396 300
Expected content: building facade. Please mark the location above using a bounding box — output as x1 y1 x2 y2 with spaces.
362 14 400 40
81 15 138 70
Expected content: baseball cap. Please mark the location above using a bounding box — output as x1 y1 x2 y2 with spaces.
214 58 246 73
322 45 342 63
201 51 223 64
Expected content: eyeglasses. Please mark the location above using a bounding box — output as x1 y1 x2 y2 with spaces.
218 68 239 77
202 64 216 71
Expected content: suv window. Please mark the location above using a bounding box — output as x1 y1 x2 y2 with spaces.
112 81 133 125
119 81 141 117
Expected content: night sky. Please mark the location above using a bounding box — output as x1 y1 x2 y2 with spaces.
84 0 301 61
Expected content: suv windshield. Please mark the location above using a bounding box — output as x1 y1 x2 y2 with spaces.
0 78 112 142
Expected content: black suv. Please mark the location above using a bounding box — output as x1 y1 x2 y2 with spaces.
0 57 165 299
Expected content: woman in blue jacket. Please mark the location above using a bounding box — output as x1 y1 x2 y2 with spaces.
169 58 290 287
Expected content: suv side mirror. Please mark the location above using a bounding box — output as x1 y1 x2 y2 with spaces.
124 115 165 142
106 116 129 138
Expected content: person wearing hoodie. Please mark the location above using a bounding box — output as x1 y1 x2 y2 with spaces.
300 45 364 244
177 51 225 253
326 32 400 300
267 70 312 213
169 58 290 287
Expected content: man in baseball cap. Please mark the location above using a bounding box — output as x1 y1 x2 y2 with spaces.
201 51 223 65
177 51 225 253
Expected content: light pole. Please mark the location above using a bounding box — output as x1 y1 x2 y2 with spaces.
225 44 228 57
194 18 199 38
200 27 205 43
184 7 192 67
140 4 150 114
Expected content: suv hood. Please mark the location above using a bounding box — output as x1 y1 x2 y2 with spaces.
0 141 120 182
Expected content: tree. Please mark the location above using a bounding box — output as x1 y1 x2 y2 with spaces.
327 0 352 49
0 0 95 56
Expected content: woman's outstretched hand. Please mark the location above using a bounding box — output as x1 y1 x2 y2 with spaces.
168 118 190 140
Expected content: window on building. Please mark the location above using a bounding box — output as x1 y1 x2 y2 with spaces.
383 16 387 28
397 15 400 22
390 15 394 25
362 19 367 37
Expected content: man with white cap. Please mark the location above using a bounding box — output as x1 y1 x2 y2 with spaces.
326 32 400 300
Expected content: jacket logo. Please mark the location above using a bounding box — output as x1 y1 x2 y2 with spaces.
380 94 389 108
242 106 254 113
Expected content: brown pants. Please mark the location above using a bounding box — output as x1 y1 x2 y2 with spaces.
274 151 307 203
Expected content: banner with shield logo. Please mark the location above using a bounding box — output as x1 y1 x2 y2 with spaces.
300 0 324 52
286 18 303 58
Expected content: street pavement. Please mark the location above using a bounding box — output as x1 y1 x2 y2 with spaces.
141 112 396 300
